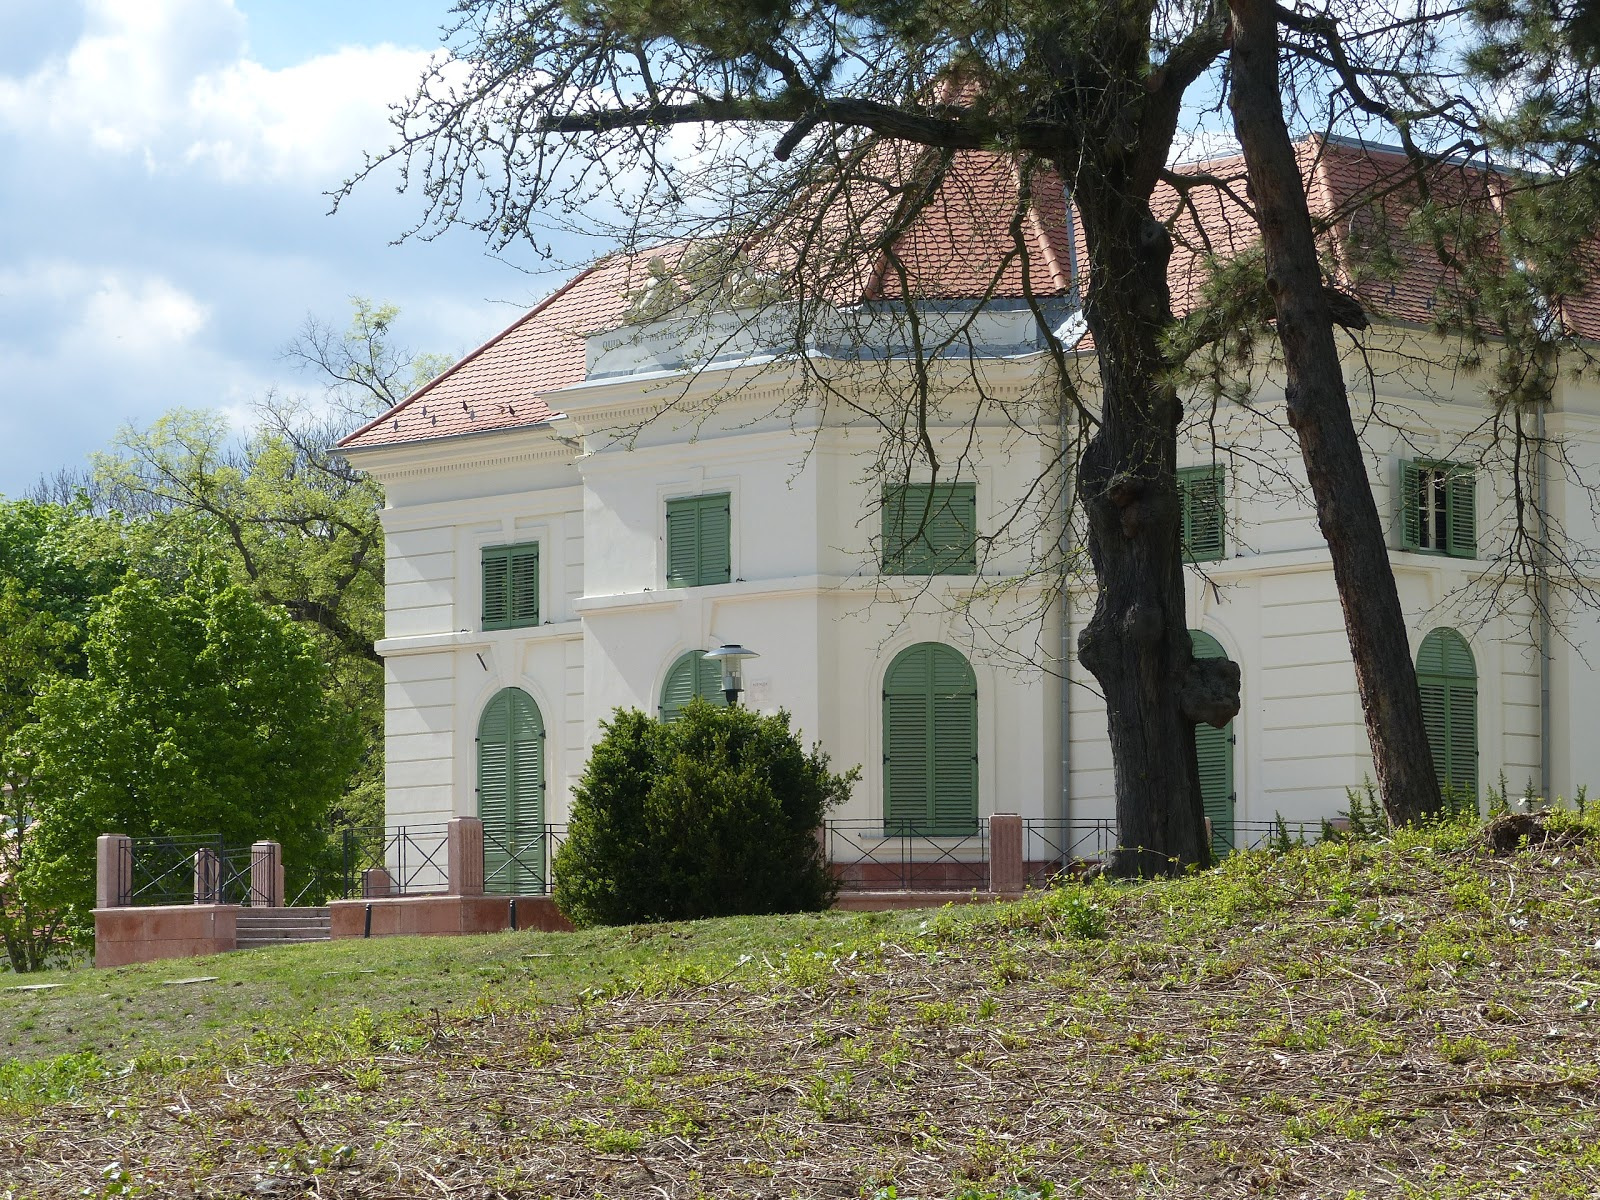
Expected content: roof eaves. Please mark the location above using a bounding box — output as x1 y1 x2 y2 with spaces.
337 416 561 459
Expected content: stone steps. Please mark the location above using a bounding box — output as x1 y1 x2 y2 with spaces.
236 907 332 948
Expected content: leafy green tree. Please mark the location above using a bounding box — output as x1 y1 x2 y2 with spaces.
0 501 129 638
0 580 78 971
59 302 449 829
22 569 362 913
554 702 855 925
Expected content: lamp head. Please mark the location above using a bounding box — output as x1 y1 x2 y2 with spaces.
702 644 760 705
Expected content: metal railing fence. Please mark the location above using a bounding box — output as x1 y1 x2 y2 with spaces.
483 823 565 896
824 818 989 892
335 822 451 897
127 836 264 906
1020 819 1119 886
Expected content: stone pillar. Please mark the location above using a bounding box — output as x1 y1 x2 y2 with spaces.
448 817 485 896
362 868 393 899
194 847 221 904
96 834 133 909
251 841 283 908
988 813 1025 896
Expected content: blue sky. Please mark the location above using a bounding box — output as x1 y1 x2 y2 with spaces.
0 0 587 497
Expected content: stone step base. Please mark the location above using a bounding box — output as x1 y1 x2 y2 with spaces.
236 907 332 947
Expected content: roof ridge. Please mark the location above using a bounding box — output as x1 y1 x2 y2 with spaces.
1017 156 1070 293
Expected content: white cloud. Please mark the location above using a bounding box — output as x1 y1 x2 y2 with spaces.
183 44 436 182
75 274 209 357
0 0 435 183
0 260 209 358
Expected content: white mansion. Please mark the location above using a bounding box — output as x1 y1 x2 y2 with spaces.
340 138 1600 869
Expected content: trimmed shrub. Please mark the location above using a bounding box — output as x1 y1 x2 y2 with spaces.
553 701 856 925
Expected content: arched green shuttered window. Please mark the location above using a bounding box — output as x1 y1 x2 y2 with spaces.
1190 630 1236 859
1416 628 1478 808
883 643 978 836
659 651 728 722
477 688 546 894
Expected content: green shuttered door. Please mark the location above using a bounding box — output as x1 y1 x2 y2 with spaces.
1417 628 1478 810
659 651 727 721
883 643 977 835
1190 631 1235 859
477 688 546 893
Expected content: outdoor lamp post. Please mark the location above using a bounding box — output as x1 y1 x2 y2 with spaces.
703 644 760 706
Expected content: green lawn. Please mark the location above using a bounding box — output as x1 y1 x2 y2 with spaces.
0 908 896 1066
5 815 1600 1199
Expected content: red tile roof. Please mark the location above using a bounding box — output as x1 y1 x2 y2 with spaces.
340 252 675 449
343 136 1589 451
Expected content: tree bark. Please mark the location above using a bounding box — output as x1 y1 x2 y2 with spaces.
1227 0 1445 824
1071 165 1242 876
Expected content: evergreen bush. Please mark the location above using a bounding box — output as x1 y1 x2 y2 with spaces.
553 701 856 926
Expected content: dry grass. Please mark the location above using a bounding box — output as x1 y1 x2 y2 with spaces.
5 816 1600 1199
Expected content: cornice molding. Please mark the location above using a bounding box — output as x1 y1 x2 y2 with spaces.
347 427 579 483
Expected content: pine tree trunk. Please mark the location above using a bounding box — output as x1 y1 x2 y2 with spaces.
1227 0 1445 824
1071 180 1242 876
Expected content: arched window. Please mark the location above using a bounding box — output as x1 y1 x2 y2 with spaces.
1190 630 1236 859
477 688 546 894
883 643 978 835
1416 628 1478 804
659 651 727 722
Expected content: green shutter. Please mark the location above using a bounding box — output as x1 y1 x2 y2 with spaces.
483 543 539 629
1189 631 1235 858
666 494 732 587
1447 683 1478 803
659 651 729 721
882 483 977 575
883 693 929 831
883 643 978 835
699 495 732 585
666 499 699 588
1179 466 1225 562
482 551 511 629
1417 629 1477 806
1400 459 1423 550
1418 678 1450 786
930 687 978 835
509 545 539 625
1446 468 1476 558
479 688 546 894
478 691 511 888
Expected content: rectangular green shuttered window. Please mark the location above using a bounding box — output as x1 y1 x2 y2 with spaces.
482 543 540 630
882 482 978 575
1401 460 1476 558
666 493 732 588
1178 465 1225 563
